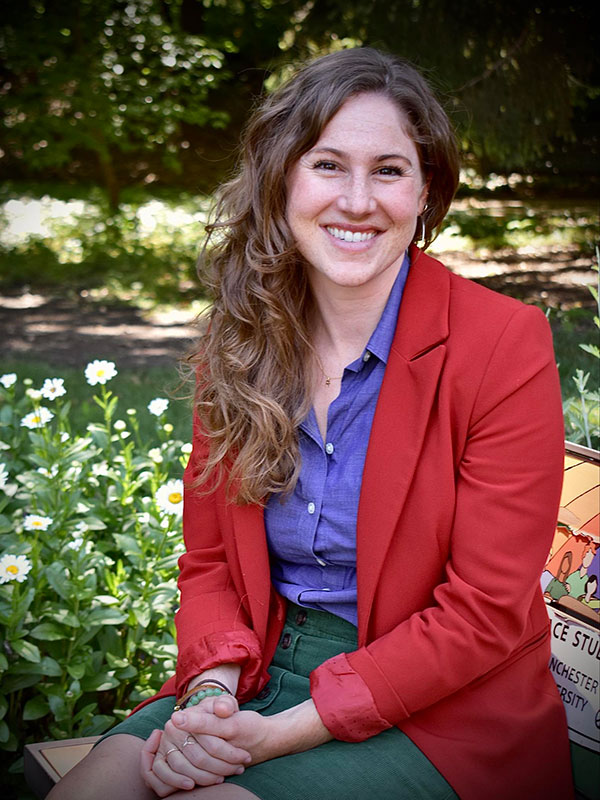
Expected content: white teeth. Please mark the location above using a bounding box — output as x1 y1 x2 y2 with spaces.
326 227 376 242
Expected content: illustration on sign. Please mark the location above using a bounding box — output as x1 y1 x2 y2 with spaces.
543 446 599 754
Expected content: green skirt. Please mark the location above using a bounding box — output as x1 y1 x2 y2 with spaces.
101 603 457 800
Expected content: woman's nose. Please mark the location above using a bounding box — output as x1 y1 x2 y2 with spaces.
336 176 376 216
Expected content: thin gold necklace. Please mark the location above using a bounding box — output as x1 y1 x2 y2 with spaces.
313 352 344 387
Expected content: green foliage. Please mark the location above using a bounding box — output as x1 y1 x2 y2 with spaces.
562 260 600 449
439 202 598 252
0 364 191 776
1 1 597 201
0 194 210 302
1 0 229 208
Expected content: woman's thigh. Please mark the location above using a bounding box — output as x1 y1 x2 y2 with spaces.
46 733 153 800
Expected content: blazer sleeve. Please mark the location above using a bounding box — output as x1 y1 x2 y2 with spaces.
310 304 565 740
174 415 263 699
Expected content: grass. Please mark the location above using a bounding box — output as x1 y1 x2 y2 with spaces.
0 359 194 444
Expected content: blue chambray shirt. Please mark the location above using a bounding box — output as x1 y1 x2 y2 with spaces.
264 252 410 626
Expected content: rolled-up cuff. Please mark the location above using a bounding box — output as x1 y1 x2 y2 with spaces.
176 630 264 701
310 652 393 742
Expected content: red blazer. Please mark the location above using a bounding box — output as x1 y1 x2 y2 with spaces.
143 248 573 800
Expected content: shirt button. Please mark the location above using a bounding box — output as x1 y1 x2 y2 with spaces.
307 502 316 515
316 557 326 567
363 352 371 362
325 442 334 455
280 632 292 649
256 687 270 700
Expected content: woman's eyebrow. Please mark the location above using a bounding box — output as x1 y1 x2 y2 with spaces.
307 146 414 166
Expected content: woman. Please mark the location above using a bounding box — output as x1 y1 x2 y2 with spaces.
49 47 573 800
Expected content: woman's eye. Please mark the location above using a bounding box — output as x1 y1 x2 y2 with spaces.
313 160 339 171
376 166 403 177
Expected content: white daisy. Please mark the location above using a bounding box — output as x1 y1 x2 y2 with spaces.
24 514 53 532
75 521 89 534
91 462 110 477
148 397 169 416
0 373 17 389
21 408 54 429
66 537 84 551
84 360 118 386
0 463 8 490
37 465 59 478
25 388 42 401
181 443 193 455
0 554 32 583
40 378 66 400
148 447 163 464
155 479 184 516
113 419 127 431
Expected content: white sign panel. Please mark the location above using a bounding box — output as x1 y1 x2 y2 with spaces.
547 604 600 752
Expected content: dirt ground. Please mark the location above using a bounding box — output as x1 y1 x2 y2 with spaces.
1 244 595 368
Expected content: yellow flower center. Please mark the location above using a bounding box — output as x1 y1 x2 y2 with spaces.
168 492 183 505
7 565 19 575
32 521 43 528
32 415 41 424
97 369 105 377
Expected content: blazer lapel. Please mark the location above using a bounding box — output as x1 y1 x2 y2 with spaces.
356 249 450 641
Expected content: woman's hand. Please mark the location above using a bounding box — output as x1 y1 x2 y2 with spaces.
172 697 334 767
140 695 252 797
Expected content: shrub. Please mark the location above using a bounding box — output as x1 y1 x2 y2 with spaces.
0 363 190 775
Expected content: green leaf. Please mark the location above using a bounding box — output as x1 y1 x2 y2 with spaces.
105 652 129 669
86 606 127 626
0 696 7 721
40 656 62 677
81 673 120 692
45 562 72 601
66 663 86 680
11 639 41 663
23 695 50 721
0 720 9 743
114 533 143 557
12 587 36 624
81 714 115 737
30 621 65 640
133 605 151 628
49 608 81 628
0 653 8 671
47 693 68 721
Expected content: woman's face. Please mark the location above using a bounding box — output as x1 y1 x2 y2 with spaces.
286 92 428 299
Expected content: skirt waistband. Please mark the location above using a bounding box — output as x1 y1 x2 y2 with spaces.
284 601 358 644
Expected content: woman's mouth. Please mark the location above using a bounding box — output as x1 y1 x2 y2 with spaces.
325 226 377 243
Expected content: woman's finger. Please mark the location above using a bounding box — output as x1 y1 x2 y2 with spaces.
176 732 251 773
151 746 228 789
164 718 251 767
140 731 179 797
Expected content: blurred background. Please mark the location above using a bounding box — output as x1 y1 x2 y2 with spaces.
0 0 599 439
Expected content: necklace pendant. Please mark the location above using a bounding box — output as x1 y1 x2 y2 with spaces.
325 377 331 386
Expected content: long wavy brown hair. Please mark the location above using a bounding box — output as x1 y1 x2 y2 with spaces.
189 47 459 505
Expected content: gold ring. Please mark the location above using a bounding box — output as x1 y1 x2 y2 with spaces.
164 747 179 758
182 735 195 748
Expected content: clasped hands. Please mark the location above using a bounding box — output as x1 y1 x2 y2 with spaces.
140 694 268 797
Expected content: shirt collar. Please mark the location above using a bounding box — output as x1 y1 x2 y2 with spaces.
359 250 410 367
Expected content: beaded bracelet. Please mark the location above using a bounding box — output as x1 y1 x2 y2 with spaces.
174 679 234 711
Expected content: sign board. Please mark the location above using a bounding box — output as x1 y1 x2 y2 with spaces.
543 442 599 760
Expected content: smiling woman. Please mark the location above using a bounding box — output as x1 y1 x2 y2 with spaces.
48 47 573 800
